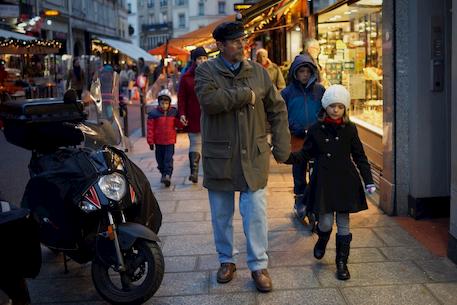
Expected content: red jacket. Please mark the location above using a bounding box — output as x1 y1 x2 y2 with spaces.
177 63 201 133
147 106 180 145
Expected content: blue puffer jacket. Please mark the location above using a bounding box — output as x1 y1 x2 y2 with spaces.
281 54 325 138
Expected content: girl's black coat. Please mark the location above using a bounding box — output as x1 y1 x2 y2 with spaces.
286 121 374 214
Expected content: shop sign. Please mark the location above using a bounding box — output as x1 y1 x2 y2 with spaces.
0 4 19 18
234 3 252 11
312 0 345 14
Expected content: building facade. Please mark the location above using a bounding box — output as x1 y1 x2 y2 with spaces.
172 0 239 38
138 0 173 50
127 0 140 46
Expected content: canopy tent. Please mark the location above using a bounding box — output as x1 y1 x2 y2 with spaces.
148 44 189 57
168 14 237 51
96 36 159 64
0 29 61 54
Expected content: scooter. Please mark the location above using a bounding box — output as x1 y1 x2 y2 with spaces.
0 92 164 305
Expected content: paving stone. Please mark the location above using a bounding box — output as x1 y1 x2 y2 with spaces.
267 208 294 219
380 247 435 261
155 191 208 201
342 284 441 305
28 277 101 303
418 258 457 281
162 234 216 256
326 228 386 249
36 262 91 279
268 217 308 232
196 254 249 271
373 227 422 247
173 183 204 191
257 288 347 305
164 256 197 273
155 272 209 297
176 199 209 212
269 247 386 267
159 221 213 236
148 293 256 305
314 261 429 287
350 214 400 228
157 200 178 213
162 212 206 222
268 230 314 252
426 283 457 305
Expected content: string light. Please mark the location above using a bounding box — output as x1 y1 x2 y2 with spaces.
0 38 62 50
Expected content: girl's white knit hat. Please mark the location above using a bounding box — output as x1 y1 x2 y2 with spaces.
321 84 351 109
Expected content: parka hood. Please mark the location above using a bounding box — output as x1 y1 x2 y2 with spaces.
288 54 318 88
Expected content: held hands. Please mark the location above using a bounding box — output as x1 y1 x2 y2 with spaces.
149 144 155 151
365 184 376 194
249 90 256 107
180 115 188 126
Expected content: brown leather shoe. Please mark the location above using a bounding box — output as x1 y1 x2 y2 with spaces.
216 263 236 283
251 269 273 292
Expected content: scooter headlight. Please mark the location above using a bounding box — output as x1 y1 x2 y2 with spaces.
98 173 127 201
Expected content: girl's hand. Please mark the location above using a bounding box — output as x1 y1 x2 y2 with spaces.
365 184 376 194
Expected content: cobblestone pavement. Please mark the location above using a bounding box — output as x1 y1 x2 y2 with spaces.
28 133 457 305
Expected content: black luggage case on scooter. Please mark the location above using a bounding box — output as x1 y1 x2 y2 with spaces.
0 98 86 150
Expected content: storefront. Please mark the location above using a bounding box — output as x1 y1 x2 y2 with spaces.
313 0 385 198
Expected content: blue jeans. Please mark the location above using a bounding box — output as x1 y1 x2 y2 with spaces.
208 188 268 271
155 144 174 176
292 161 308 195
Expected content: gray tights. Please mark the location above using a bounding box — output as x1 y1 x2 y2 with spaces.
318 212 350 236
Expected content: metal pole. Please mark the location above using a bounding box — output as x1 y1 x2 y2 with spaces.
140 90 145 137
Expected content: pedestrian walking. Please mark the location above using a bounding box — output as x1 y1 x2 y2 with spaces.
301 38 330 87
285 84 376 280
195 21 290 293
281 54 325 223
146 89 181 187
255 48 286 90
66 58 85 99
177 47 208 183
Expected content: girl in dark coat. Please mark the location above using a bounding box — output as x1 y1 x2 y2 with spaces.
285 84 376 280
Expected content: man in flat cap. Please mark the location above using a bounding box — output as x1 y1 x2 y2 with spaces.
195 21 291 292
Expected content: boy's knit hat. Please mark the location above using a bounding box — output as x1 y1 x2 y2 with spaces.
157 89 172 102
321 84 351 109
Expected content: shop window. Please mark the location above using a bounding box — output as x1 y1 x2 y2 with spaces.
317 3 383 131
198 1 204 16
218 1 226 14
179 13 185 28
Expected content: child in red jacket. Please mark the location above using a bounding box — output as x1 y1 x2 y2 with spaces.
147 89 180 187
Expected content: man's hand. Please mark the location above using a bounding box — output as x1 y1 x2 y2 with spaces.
149 144 155 151
250 90 256 106
180 115 188 126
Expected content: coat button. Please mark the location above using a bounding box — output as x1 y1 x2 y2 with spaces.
335 136 339 140
321 125 325 129
242 149 247 154
326 153 331 158
325 138 329 142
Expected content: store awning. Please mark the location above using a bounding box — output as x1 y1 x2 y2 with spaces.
97 36 159 64
168 14 237 50
0 29 34 41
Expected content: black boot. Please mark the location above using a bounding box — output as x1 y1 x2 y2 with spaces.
188 152 200 183
314 225 332 260
335 233 352 280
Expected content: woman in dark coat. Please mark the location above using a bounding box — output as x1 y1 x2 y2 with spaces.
286 84 376 281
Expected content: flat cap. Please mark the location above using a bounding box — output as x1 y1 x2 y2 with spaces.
212 21 246 42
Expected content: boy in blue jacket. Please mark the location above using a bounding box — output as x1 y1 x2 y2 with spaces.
281 54 325 223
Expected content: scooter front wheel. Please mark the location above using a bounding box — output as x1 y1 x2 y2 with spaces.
91 240 164 305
